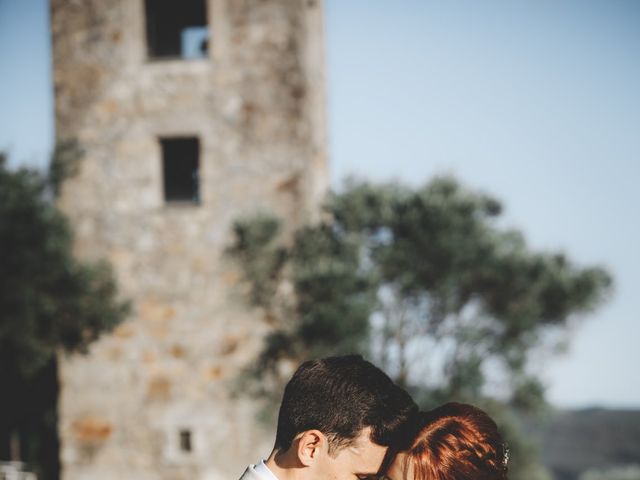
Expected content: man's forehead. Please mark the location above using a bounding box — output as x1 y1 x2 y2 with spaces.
349 427 377 450
348 428 388 471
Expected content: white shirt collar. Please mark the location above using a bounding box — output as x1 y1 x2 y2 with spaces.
254 460 280 480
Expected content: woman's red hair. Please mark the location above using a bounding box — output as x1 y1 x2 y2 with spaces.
403 402 507 480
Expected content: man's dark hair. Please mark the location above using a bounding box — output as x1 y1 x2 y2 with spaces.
274 355 417 454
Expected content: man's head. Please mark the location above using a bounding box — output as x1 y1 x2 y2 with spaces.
269 355 417 479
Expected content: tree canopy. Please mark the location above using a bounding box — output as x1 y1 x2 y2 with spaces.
230 176 612 480
0 152 127 382
0 152 128 476
232 177 611 400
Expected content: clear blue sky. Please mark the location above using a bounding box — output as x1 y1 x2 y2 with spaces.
1 0 639 408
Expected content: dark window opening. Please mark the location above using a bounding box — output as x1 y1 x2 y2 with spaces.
161 137 200 204
145 0 209 59
179 429 192 453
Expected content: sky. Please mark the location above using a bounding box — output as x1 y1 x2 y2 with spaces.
1 0 639 408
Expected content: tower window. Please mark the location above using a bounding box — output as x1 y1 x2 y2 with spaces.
161 137 200 204
178 429 192 453
145 0 209 59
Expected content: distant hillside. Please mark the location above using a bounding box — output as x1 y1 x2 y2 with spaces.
535 408 640 480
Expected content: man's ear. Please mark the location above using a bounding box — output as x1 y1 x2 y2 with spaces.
296 430 326 466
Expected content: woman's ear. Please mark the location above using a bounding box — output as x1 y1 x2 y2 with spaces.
296 430 326 466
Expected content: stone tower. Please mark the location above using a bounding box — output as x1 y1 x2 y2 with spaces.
50 1 327 479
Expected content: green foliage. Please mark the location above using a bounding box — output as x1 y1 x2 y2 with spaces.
231 176 612 397
231 215 376 382
0 152 128 474
47 138 83 198
291 224 376 354
0 153 128 379
327 177 611 400
580 465 640 480
230 176 612 479
229 214 286 307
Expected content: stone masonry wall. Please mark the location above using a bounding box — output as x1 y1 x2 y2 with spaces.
51 1 327 479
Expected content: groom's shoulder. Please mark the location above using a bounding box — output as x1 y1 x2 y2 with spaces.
238 465 268 480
